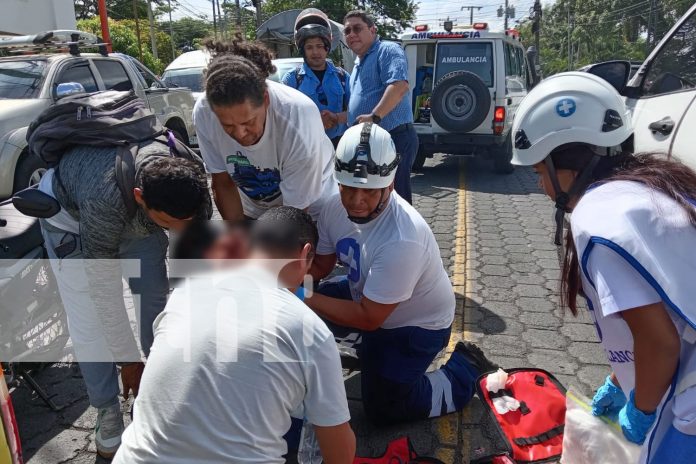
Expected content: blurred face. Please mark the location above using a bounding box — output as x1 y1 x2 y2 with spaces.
344 17 377 57
339 184 393 218
211 92 270 146
304 37 329 70
204 228 250 261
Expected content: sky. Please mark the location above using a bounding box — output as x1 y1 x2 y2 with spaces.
171 0 557 32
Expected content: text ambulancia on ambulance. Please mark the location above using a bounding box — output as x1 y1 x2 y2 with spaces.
401 22 540 173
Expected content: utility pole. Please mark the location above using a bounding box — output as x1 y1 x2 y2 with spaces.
647 0 657 53
97 0 112 53
167 0 176 58
146 0 158 60
132 0 143 61
532 0 541 65
498 2 516 30
235 0 242 27
461 5 483 25
567 6 573 70
211 0 218 39
215 0 224 39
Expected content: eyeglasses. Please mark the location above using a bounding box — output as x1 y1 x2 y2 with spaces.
343 25 365 36
316 84 328 106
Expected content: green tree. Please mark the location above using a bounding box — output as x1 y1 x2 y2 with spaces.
519 0 695 77
166 17 214 48
74 0 173 20
77 16 169 73
260 0 417 39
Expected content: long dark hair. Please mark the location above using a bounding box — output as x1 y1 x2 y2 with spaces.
555 147 696 315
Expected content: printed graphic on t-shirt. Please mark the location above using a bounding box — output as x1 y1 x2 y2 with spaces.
226 151 281 203
336 238 361 282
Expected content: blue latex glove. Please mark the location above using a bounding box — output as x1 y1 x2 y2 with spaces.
294 286 305 301
592 375 627 417
619 390 656 445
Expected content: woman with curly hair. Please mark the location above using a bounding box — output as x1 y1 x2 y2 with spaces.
193 35 337 222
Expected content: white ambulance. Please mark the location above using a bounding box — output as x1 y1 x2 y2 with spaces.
401 22 539 172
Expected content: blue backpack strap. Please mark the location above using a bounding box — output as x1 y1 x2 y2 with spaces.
294 66 304 90
336 67 349 112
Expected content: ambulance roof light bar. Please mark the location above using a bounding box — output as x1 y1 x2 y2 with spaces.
472 22 488 30
414 25 429 32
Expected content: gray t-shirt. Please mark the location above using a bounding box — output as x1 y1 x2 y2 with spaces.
114 267 350 463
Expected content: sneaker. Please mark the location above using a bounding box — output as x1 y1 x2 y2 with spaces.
454 341 499 375
95 402 124 458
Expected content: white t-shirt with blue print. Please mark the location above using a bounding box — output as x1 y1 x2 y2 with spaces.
317 192 454 330
193 80 337 219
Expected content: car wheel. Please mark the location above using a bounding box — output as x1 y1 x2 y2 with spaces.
493 135 514 174
412 146 428 172
13 150 47 193
430 71 491 133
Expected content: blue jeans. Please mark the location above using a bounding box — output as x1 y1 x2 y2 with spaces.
318 279 479 425
41 221 169 409
389 124 418 205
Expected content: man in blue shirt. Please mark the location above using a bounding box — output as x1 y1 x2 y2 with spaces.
283 8 350 148
343 10 418 204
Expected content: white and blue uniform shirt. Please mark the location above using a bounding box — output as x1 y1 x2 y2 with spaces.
317 192 454 330
571 180 696 463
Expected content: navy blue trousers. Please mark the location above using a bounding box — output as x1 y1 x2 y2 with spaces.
318 279 479 425
389 123 418 205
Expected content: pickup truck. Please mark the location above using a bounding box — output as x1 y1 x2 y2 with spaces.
584 3 696 169
0 31 198 199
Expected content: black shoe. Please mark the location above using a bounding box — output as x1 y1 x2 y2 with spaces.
454 341 499 374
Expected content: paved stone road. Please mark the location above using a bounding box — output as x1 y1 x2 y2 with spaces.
10 154 609 463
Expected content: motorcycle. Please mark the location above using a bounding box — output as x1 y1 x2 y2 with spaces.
0 188 68 411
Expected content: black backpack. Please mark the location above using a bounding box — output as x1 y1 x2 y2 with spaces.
27 90 209 219
294 65 349 111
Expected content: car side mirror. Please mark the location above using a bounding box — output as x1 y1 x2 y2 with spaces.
12 188 61 218
55 82 86 99
582 60 631 94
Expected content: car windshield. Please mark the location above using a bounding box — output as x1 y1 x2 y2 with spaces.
0 60 46 99
270 61 303 82
162 67 205 92
435 43 493 87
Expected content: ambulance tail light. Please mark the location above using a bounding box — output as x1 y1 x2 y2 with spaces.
493 106 506 135
415 25 428 32
473 22 488 30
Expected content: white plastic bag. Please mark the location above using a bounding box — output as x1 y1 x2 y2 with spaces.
561 386 642 464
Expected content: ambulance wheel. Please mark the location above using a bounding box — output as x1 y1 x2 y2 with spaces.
430 71 490 133
493 134 514 174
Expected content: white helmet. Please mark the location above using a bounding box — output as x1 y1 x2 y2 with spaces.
335 123 400 189
511 72 633 166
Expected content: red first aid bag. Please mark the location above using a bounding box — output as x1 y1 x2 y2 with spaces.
473 368 567 464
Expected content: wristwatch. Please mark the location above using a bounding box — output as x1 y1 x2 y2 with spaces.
370 113 382 124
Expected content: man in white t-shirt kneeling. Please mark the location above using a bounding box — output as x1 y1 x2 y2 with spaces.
193 39 337 221
306 123 498 425
114 207 355 463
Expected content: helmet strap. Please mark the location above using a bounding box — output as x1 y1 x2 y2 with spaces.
347 188 389 224
544 154 600 246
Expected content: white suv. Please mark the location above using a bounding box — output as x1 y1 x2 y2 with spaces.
0 31 197 199
401 23 538 172
584 4 696 169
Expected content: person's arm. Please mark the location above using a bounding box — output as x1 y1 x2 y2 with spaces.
355 81 409 124
621 302 680 413
314 422 356 464
310 253 337 281
305 293 398 331
210 172 244 221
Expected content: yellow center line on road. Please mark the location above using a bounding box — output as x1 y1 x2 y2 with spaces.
435 157 472 462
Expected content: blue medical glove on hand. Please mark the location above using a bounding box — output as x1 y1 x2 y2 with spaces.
619 390 656 445
592 375 627 417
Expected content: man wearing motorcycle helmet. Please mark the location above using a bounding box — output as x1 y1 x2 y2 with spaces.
512 72 696 462
305 123 497 425
283 8 350 148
